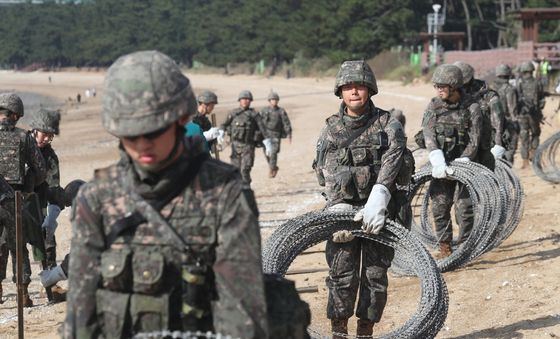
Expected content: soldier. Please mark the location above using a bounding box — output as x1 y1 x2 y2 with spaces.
491 64 519 163
64 51 268 338
516 61 545 168
389 108 406 131
0 177 15 303
423 64 482 258
313 60 406 338
220 90 270 184
192 90 222 151
260 91 292 178
454 61 504 171
0 92 47 307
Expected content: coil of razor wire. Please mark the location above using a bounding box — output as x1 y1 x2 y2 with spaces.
394 161 506 273
491 159 524 245
532 131 560 184
134 330 237 339
262 211 448 339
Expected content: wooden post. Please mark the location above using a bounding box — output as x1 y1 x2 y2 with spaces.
210 113 220 160
15 191 24 339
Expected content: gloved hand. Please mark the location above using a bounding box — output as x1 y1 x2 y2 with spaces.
42 204 61 233
263 138 272 157
455 157 470 162
203 127 221 141
490 145 506 159
332 230 355 243
429 149 448 179
216 129 225 145
353 184 391 234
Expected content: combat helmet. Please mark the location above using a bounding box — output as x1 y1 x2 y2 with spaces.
63 179 86 207
0 92 24 117
453 61 474 84
267 91 280 101
495 64 512 78
30 108 61 135
519 61 535 73
334 60 378 97
102 50 197 137
238 90 253 101
197 90 218 104
432 64 463 89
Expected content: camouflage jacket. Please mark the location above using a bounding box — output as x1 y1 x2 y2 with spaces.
491 78 518 121
516 75 545 115
260 106 292 139
314 101 405 205
422 96 482 161
64 137 268 339
464 79 504 148
221 107 268 145
0 121 46 191
192 112 212 132
36 145 65 208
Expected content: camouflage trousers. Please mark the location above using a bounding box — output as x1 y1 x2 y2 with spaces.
0 240 32 284
503 120 520 164
264 138 281 169
325 238 394 322
230 141 255 184
518 114 541 160
429 179 474 244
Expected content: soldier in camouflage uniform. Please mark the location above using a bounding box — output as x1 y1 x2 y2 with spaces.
491 64 519 163
0 92 47 307
192 90 222 153
423 64 482 258
64 51 268 338
260 91 292 178
313 60 406 338
454 61 504 171
0 176 15 303
220 90 270 184
516 61 545 169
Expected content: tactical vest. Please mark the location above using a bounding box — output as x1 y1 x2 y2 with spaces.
230 109 257 144
0 127 27 185
493 82 512 118
433 106 471 160
517 78 540 115
262 107 284 138
93 163 220 337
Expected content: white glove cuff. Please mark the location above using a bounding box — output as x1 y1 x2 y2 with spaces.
429 149 446 167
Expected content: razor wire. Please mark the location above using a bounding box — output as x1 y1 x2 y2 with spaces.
134 331 237 339
532 131 560 184
262 211 448 339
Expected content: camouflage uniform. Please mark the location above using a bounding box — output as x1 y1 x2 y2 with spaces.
491 64 519 163
64 51 268 339
516 61 545 162
389 108 406 131
423 65 482 247
313 61 405 334
220 91 268 184
260 92 292 174
0 93 47 289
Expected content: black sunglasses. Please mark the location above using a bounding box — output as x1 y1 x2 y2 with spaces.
123 125 172 142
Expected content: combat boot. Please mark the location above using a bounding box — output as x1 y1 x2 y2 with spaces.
271 166 279 178
51 284 67 302
434 241 452 260
331 318 348 339
356 319 375 338
21 283 33 307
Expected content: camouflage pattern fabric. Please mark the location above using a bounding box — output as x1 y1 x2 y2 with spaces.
30 108 61 135
314 100 404 322
197 91 218 104
260 106 292 170
432 64 463 89
64 137 268 338
517 75 545 160
334 60 378 96
192 112 212 132
389 108 406 130
492 78 519 163
0 92 24 117
264 138 281 169
429 180 473 243
230 142 256 184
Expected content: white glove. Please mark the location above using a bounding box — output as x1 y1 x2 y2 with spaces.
216 130 225 145
42 204 61 233
328 203 354 212
39 265 67 288
429 149 448 179
455 157 470 162
203 127 221 141
263 138 272 157
490 145 506 159
332 230 355 243
353 184 391 234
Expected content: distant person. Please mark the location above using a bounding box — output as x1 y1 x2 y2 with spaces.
192 90 222 155
539 58 550 88
260 91 292 178
221 90 270 184
491 64 519 164
85 89 90 98
91 87 96 97
76 93 81 104
48 76 52 83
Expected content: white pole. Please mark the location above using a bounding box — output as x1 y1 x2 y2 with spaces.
432 4 441 66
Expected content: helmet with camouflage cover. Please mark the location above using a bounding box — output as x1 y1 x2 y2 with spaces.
238 90 253 101
334 60 378 97
197 90 218 104
102 50 197 137
432 64 463 89
0 92 24 117
453 61 474 84
495 64 512 77
63 179 86 207
519 61 535 73
268 91 280 101
30 108 61 135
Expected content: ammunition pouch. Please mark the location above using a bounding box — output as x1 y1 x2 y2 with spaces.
130 292 171 333
395 147 415 186
100 246 132 292
435 123 467 160
96 289 131 339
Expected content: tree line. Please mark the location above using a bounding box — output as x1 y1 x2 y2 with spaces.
0 0 558 69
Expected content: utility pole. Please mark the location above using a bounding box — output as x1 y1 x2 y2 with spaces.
432 4 442 66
